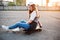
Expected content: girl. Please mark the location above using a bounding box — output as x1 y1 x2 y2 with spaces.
2 3 42 34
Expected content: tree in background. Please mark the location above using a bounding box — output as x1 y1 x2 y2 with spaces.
8 2 16 6
16 0 26 6
8 0 26 6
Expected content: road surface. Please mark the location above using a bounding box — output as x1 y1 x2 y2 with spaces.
0 11 60 40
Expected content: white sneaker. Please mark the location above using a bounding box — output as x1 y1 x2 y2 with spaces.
2 25 20 32
11 27 20 32
2 25 9 31
36 26 40 29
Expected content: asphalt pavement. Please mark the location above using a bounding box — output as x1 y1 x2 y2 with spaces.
0 11 60 40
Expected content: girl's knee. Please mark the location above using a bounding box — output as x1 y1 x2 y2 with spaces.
20 20 26 23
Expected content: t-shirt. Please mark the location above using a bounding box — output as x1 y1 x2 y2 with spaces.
29 11 38 23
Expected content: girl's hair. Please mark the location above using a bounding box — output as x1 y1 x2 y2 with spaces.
29 4 36 14
28 4 40 18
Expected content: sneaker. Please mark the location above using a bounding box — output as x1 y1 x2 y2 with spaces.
36 26 42 31
11 27 20 32
2 25 20 32
2 25 9 31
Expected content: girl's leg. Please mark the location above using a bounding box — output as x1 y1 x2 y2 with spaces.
9 20 26 29
9 22 21 29
20 20 26 23
19 20 30 30
2 20 29 31
18 23 30 30
9 22 30 30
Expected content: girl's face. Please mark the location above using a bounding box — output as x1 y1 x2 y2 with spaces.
28 4 36 14
28 5 33 11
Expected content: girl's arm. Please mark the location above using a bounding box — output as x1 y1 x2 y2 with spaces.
35 4 40 18
27 20 33 24
27 11 36 24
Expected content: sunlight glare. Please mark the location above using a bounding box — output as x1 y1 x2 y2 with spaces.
26 0 46 6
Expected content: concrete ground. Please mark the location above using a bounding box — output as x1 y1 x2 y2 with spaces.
0 11 60 40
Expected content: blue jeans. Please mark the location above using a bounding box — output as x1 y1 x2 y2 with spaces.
9 20 30 30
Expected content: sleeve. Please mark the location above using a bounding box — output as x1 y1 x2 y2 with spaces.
29 11 36 21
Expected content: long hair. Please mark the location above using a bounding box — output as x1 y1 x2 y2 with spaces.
28 4 40 18
28 4 36 18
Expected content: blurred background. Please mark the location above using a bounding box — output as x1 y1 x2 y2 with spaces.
0 0 60 11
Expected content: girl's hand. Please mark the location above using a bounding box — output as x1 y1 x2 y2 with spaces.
27 20 33 24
